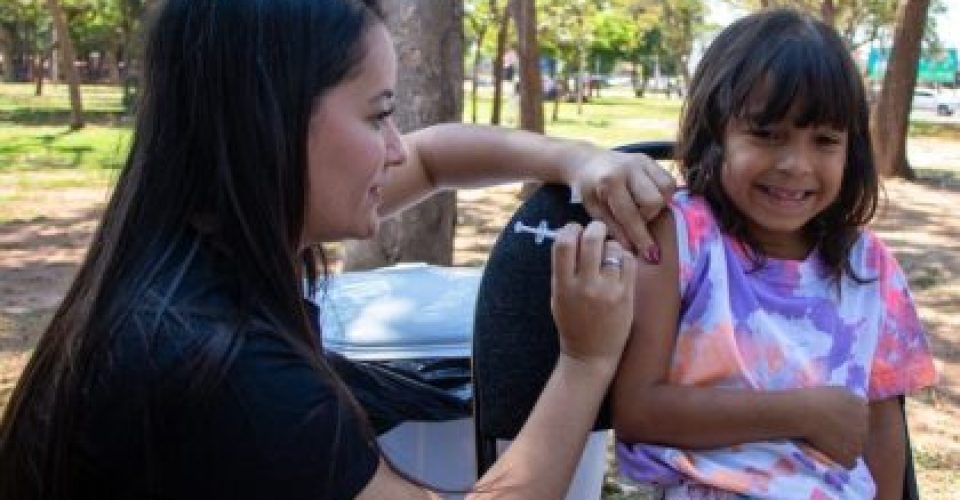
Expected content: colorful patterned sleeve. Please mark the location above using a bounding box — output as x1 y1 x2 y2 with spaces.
669 192 718 298
866 233 938 401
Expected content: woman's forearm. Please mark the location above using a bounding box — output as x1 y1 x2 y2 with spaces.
409 123 585 189
470 355 615 500
380 124 586 217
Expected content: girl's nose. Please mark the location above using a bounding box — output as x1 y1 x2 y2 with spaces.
777 143 815 175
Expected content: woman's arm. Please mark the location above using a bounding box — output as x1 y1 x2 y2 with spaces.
864 398 905 499
611 211 868 467
357 221 638 499
357 357 619 500
381 123 675 253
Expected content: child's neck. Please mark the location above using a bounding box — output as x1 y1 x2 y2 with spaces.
748 225 813 261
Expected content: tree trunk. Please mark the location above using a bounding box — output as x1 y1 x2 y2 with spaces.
491 0 512 125
46 0 84 129
821 0 836 26
0 26 9 82
515 0 543 134
515 0 543 200
34 53 43 96
343 0 462 270
869 0 929 179
576 46 585 116
551 79 560 122
107 48 120 84
471 28 486 124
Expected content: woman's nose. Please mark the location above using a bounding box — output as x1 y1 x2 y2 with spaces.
384 120 407 167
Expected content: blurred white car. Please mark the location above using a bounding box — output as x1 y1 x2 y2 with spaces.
912 89 959 116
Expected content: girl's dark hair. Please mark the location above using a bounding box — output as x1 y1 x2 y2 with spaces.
0 0 383 497
677 8 878 282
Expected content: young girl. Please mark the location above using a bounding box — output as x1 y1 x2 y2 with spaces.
0 1 665 498
612 9 937 500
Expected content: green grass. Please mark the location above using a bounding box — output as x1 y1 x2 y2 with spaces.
0 83 131 175
0 125 131 171
0 81 957 189
909 121 960 141
0 82 129 126
465 84 960 145
464 87 682 147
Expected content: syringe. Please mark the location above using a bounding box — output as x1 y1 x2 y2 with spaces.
513 220 559 245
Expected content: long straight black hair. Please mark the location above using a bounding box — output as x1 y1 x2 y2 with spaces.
676 8 878 282
0 0 383 497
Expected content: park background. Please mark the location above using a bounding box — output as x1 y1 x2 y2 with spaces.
1 0 958 498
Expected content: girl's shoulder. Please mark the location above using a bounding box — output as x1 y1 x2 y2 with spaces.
669 190 721 253
845 228 902 281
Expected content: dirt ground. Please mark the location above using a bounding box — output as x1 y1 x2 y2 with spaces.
1 146 959 496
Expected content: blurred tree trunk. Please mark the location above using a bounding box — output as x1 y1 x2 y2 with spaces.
0 27 13 82
34 52 43 96
515 0 543 200
491 0 512 125
820 0 835 25
46 0 84 129
343 0 462 270
468 24 486 124
870 0 929 179
515 0 543 134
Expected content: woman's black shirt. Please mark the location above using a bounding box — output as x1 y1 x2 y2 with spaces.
74 233 379 499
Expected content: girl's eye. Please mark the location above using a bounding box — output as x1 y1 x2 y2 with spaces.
816 133 843 146
748 127 777 141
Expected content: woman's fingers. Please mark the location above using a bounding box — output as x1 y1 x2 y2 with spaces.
599 239 625 278
578 221 607 277
550 220 637 372
574 151 673 262
552 223 581 285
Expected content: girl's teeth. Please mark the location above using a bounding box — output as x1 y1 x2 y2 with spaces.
767 187 805 200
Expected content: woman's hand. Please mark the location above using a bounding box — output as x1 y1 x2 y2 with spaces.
550 221 637 379
565 144 676 259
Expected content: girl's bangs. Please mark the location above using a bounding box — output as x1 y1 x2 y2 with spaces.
734 36 859 131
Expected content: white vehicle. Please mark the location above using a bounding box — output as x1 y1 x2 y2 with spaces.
912 88 959 116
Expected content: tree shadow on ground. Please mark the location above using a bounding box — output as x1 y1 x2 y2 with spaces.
0 109 130 126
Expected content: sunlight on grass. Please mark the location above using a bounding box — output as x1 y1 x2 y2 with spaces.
0 82 125 113
0 83 132 174
0 168 114 223
464 87 682 147
0 125 131 171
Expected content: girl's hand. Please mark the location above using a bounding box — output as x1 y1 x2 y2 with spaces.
566 145 675 258
550 221 637 379
797 386 869 469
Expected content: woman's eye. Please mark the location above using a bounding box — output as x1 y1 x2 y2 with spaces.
371 109 394 129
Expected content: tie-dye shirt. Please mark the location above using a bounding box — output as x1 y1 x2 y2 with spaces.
617 191 937 500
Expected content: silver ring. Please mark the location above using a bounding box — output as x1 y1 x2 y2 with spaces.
601 256 623 269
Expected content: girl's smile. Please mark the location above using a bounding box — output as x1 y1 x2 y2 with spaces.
721 113 847 259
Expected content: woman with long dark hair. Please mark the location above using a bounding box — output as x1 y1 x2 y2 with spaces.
0 0 673 498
